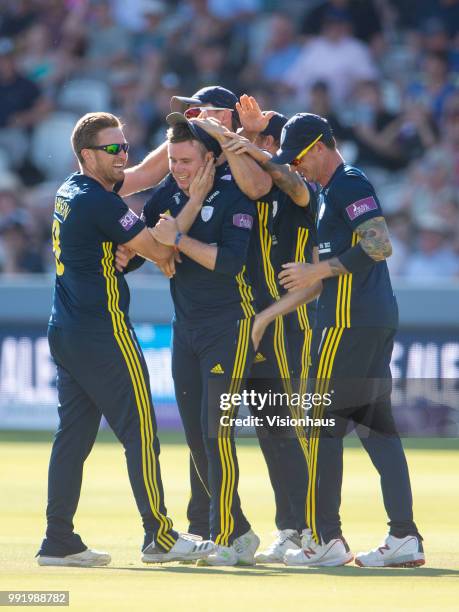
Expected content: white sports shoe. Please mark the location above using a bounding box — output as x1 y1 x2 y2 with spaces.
284 529 353 567
37 548 111 567
142 535 215 563
197 545 239 566
198 529 260 566
255 529 301 563
355 534 425 568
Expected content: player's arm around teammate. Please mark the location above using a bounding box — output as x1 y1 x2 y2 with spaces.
252 247 322 350
278 215 392 290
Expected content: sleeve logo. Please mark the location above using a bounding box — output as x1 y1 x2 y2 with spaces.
119 209 139 230
345 196 379 221
233 213 253 229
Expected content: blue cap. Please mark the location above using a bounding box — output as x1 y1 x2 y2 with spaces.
166 112 222 158
171 86 238 113
271 113 333 165
260 112 288 142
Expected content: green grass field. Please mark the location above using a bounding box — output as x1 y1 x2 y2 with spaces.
0 431 458 611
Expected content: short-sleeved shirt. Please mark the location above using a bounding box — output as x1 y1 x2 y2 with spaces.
143 172 255 328
0 75 40 127
49 173 144 332
216 162 282 311
316 163 398 329
271 183 318 332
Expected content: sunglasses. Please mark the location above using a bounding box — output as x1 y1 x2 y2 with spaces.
184 106 231 119
290 133 323 166
88 143 130 155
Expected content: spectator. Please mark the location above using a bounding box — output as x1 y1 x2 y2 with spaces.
404 214 459 281
301 0 383 45
256 14 301 83
308 80 352 143
407 51 457 122
132 1 168 60
386 211 412 278
84 0 131 76
0 209 45 274
0 37 51 129
439 93 459 186
283 7 378 106
349 80 406 171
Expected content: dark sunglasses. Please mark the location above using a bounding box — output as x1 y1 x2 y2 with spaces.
88 143 130 155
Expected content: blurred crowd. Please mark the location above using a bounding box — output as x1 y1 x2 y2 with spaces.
0 0 458 281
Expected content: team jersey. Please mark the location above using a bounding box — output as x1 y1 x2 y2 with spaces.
49 173 145 332
316 163 398 329
143 172 255 328
271 182 318 333
216 162 281 311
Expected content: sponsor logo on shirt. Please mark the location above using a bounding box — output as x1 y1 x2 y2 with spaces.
272 200 278 217
219 174 232 181
319 242 331 254
345 196 378 221
119 209 139 231
173 192 181 205
206 190 220 203
233 213 253 229
201 206 214 222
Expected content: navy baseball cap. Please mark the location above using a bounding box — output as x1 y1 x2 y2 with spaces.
170 86 238 113
260 112 288 142
166 112 222 158
271 113 333 165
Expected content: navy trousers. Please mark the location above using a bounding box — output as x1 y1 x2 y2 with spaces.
38 325 177 557
172 317 253 545
186 316 310 538
307 327 421 543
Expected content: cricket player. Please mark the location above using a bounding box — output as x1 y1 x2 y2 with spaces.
36 112 215 567
182 94 312 561
219 108 321 562
136 114 260 566
267 113 425 567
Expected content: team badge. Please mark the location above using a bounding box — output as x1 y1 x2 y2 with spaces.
201 206 214 222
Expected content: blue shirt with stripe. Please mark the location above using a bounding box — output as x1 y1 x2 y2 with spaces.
271 182 318 332
216 162 282 311
49 173 144 332
143 172 255 328
316 163 398 329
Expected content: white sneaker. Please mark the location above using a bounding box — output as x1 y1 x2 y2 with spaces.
197 545 238 566
355 534 425 568
197 529 260 566
233 529 260 565
284 529 353 567
37 548 111 567
255 529 301 563
142 535 215 564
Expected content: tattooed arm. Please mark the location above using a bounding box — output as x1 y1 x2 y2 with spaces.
221 134 310 207
354 216 392 261
261 160 310 207
278 217 392 291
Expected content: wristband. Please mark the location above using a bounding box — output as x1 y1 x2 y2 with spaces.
337 242 375 274
174 231 184 250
